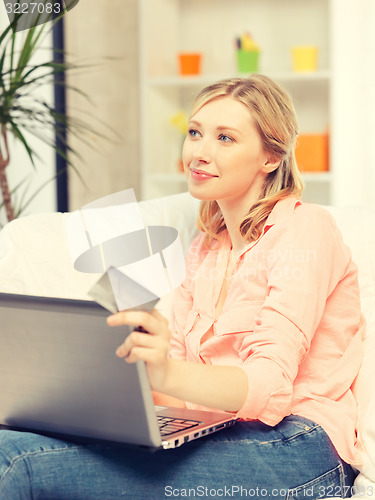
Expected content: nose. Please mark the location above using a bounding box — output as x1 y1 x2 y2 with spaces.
192 138 212 163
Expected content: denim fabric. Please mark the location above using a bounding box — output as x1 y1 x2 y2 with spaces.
0 415 357 499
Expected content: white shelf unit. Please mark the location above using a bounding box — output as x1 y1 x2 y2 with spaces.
139 0 332 204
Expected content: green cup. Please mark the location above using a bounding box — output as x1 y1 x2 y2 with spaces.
236 50 259 74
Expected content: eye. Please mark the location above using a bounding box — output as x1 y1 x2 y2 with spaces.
218 134 234 143
188 129 200 138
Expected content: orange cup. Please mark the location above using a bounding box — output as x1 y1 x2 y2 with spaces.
295 133 329 172
178 53 202 76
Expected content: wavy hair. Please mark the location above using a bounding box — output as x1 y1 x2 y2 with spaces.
190 75 303 245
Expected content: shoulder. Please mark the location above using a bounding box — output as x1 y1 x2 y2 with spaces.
187 230 224 256
290 203 352 270
292 202 344 242
272 197 334 225
185 232 209 268
187 232 207 257
294 201 336 223
185 231 227 276
272 198 341 236
266 199 348 258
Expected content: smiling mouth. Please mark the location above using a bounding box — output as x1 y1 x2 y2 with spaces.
190 169 218 180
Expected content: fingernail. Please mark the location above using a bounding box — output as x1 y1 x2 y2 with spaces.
107 315 116 325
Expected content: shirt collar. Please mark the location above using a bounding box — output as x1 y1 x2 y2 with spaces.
263 196 302 231
223 196 302 258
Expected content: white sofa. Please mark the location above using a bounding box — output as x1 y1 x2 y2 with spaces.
0 191 374 496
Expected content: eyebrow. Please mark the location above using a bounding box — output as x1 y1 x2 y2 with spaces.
188 120 242 135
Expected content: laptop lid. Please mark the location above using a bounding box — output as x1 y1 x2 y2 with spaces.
0 292 163 447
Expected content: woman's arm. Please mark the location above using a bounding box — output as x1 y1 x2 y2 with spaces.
161 358 248 412
107 309 248 413
152 391 185 408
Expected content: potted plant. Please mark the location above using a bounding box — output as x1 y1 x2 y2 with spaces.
0 15 102 225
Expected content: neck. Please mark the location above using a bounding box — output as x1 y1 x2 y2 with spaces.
221 211 246 254
218 195 259 254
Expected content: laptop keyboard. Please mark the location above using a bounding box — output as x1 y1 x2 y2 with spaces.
157 415 200 437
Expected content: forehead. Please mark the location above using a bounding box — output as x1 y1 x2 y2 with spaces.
192 96 255 128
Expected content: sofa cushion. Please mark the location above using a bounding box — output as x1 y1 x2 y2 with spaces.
325 206 375 490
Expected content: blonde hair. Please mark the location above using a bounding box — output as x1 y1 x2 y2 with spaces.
191 75 303 245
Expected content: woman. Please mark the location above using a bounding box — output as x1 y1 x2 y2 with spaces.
0 75 363 498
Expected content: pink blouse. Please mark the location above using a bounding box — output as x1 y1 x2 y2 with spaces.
170 197 364 465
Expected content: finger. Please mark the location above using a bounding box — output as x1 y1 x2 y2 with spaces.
107 310 152 328
116 330 160 358
123 346 157 364
122 344 169 365
135 326 149 334
133 310 169 333
107 310 169 337
107 308 168 326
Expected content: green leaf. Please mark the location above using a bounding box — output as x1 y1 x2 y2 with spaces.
0 21 13 46
8 119 36 167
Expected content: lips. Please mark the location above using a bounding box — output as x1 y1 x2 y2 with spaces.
190 168 218 180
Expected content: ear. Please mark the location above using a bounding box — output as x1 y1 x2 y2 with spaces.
262 157 280 174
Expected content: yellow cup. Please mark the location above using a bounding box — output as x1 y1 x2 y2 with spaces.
291 46 318 73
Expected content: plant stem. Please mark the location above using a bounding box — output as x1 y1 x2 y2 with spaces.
0 125 15 222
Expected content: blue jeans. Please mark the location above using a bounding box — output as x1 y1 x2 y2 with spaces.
0 415 356 499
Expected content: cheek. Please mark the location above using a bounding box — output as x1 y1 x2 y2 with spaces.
182 138 192 164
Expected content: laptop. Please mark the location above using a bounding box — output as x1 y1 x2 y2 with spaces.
0 292 237 449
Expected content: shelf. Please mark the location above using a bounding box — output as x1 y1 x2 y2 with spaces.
140 0 334 206
301 172 332 183
147 71 331 89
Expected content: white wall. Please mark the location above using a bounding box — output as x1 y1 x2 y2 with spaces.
64 0 140 211
331 0 375 208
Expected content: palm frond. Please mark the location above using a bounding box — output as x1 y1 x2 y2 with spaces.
0 15 114 222
8 119 37 167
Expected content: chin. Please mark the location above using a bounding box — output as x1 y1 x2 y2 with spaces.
187 187 216 202
186 175 219 201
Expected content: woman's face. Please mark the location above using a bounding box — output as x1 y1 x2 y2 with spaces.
182 96 275 206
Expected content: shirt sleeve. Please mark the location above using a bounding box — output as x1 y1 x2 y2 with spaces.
236 204 360 424
169 232 206 360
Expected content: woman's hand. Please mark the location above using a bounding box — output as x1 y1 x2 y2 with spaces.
107 310 248 413
106 309 171 392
